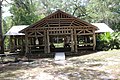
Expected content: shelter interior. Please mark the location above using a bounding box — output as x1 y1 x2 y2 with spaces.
9 10 98 54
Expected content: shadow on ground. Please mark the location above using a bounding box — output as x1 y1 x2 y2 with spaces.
0 50 120 80
25 50 97 59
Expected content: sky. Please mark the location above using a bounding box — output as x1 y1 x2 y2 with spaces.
1 0 88 18
2 0 12 18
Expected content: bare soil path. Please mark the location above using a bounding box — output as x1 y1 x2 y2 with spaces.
0 49 120 80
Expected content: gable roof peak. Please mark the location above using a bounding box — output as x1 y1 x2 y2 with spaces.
57 9 61 11
20 10 98 33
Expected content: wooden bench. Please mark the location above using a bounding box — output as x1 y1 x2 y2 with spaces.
0 53 18 63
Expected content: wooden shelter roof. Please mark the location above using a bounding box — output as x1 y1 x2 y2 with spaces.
5 25 28 35
20 10 98 33
92 23 114 33
6 23 113 36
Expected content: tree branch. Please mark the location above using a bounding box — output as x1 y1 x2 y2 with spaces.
4 0 9 4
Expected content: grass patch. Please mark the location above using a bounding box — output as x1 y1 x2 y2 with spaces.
53 43 64 48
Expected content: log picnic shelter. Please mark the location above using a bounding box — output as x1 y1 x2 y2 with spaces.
6 10 99 55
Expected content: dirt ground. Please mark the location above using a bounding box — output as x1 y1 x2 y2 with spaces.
0 49 120 80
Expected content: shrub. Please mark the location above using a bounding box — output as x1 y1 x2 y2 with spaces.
110 32 120 49
96 32 120 51
96 32 112 51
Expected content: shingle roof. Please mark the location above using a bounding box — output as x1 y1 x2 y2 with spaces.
5 25 28 35
92 23 114 33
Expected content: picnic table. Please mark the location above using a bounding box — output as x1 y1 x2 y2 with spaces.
0 53 18 63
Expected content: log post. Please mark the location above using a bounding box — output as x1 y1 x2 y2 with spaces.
14 36 17 50
47 30 50 53
93 29 96 50
20 36 22 52
74 29 77 52
13 36 16 52
71 29 74 52
10 36 13 52
44 30 47 53
25 32 29 56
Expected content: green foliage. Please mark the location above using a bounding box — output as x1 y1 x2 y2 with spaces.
110 32 120 49
2 0 120 50
2 17 13 50
96 32 120 51
37 0 87 19
96 32 112 51
36 0 120 31
6 0 120 31
10 0 40 25
86 0 120 31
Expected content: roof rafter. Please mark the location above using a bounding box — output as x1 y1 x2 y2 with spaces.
20 10 98 33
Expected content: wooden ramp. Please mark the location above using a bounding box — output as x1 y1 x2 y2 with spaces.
54 52 66 65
